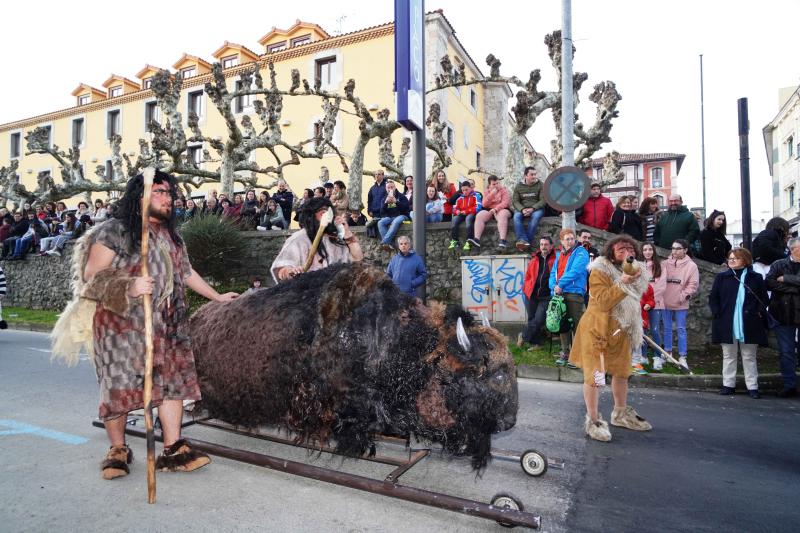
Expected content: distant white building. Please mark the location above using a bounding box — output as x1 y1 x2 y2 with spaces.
763 85 800 232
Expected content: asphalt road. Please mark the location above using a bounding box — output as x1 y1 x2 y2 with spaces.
1 329 799 532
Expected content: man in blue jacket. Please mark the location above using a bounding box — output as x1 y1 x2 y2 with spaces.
549 228 590 365
386 236 427 296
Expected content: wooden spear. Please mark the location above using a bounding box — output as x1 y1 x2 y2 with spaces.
140 167 157 503
643 334 693 375
302 207 335 273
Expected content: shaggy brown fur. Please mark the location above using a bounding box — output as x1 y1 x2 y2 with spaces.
191 262 518 470
81 267 137 317
101 445 133 480
155 439 211 472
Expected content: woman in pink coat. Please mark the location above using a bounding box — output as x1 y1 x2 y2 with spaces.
472 175 512 249
661 238 700 369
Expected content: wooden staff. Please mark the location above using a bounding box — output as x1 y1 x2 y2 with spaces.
140 167 157 504
302 207 335 273
643 333 693 375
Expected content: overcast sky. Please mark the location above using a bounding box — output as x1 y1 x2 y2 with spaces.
3 0 797 221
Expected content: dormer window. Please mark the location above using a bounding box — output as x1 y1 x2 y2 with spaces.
109 86 122 98
267 42 287 54
143 78 153 89
78 95 90 106
291 34 311 47
181 67 197 79
221 55 239 69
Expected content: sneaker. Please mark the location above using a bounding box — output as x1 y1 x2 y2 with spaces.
498 239 508 249
462 242 472 251
747 389 761 399
631 363 648 375
448 239 458 250
678 356 688 369
566 362 578 370
381 242 394 252
467 237 481 248
585 414 612 442
610 406 652 431
50 249 61 257
515 240 530 252
652 357 663 371
719 386 735 396
555 352 569 366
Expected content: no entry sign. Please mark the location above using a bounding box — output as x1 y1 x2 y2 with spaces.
542 166 591 212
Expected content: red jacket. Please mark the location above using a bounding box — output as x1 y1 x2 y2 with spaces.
523 250 557 299
640 284 655 329
578 195 614 230
453 191 482 216
441 183 457 215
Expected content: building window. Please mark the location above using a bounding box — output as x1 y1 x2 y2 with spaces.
180 67 197 79
446 126 454 149
315 56 336 86
107 110 121 140
188 90 204 118
653 194 664 207
596 167 604 180
221 55 239 69
475 151 481 169
234 81 253 113
790 185 796 209
145 102 161 131
470 88 477 110
267 41 286 53
143 78 153 89
788 136 794 159
72 118 84 147
187 145 203 166
105 160 115 180
10 132 21 158
109 86 122 98
291 34 311 47
43 125 52 148
78 94 90 106
634 165 639 180
650 167 663 188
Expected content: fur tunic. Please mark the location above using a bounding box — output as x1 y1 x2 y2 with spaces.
568 257 650 384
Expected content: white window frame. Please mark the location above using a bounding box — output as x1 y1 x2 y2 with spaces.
144 100 162 133
187 143 203 168
105 108 122 143
310 49 343 91
40 123 53 150
475 149 481 169
462 124 470 149
180 66 197 79
187 90 205 122
267 41 287 54
787 135 794 160
233 80 254 114
445 122 455 151
105 160 117 181
308 116 343 156
143 78 153 89
71 115 86 149
650 166 663 188
221 55 239 69
469 88 477 112
109 85 123 98
291 34 312 47
9 129 22 160
78 94 90 106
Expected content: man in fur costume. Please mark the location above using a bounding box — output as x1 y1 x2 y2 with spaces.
271 196 363 282
52 171 237 479
569 235 653 442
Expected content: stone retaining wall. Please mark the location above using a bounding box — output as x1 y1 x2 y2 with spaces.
1 217 724 350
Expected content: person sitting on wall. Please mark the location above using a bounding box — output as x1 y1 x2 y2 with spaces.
377 180 411 252
473 174 512 249
511 166 546 251
447 181 483 252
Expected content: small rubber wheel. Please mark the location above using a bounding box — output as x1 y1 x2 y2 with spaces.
491 492 524 528
520 449 548 477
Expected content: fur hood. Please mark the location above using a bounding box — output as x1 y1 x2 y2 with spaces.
588 256 650 349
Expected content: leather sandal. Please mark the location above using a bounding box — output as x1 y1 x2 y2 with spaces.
101 445 133 480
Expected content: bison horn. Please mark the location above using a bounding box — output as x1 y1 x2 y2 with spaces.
456 317 471 352
479 311 491 328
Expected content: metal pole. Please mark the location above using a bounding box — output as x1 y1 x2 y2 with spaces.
700 54 707 216
561 0 576 230
413 2 427 301
738 98 752 249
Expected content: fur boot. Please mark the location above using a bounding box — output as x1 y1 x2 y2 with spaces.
611 405 652 431
101 445 133 480
584 413 612 442
155 439 211 472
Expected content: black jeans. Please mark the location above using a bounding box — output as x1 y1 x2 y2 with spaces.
523 296 549 345
450 214 476 242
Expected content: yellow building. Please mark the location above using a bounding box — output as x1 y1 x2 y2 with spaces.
1 12 514 209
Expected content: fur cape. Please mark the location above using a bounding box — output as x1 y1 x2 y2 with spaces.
587 256 650 350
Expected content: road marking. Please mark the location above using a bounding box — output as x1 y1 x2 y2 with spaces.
26 347 90 361
0 419 88 445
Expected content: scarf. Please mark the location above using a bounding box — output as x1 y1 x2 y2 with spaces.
556 245 575 281
733 269 747 342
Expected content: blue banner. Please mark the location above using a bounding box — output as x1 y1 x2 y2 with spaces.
395 0 424 130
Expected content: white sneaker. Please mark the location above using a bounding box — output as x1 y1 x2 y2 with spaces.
652 357 663 371
678 356 688 369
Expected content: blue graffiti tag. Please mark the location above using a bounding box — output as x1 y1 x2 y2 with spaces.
495 259 523 299
464 259 492 303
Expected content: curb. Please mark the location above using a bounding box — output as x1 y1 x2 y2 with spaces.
6 323 54 333
517 364 790 393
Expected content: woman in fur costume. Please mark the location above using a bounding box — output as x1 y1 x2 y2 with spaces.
569 236 653 442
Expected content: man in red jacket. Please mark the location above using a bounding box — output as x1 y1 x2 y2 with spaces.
520 236 556 347
578 183 613 231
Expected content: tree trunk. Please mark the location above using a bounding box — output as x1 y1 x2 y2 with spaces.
347 134 369 211
505 131 526 183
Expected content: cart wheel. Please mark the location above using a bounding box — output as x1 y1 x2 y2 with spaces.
520 449 548 477
491 492 524 528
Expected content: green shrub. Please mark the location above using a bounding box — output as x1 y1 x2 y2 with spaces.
180 215 247 284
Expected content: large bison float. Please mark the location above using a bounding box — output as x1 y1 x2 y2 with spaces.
190 262 518 469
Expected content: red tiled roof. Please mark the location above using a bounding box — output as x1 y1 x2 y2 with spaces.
589 152 686 173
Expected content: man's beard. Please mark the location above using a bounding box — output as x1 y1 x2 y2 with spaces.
151 206 172 221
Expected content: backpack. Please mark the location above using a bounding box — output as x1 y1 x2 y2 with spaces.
545 295 573 333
